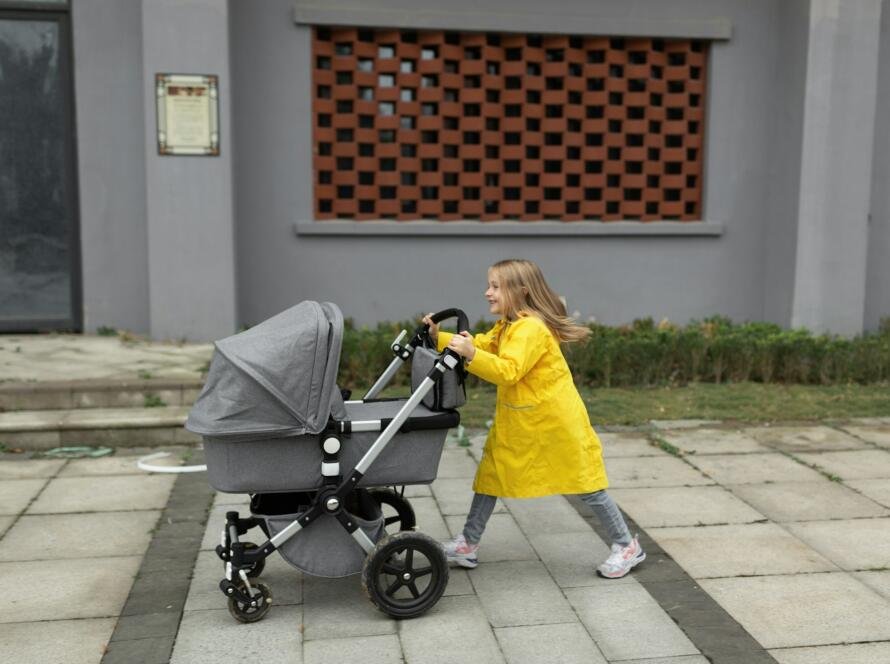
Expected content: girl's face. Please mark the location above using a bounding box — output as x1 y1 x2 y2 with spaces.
485 269 504 316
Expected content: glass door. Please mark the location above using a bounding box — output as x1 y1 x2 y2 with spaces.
0 7 80 331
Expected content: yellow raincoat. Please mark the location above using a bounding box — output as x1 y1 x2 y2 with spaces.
438 315 608 498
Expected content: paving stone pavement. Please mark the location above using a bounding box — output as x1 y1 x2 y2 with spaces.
3 336 890 663
3 420 890 661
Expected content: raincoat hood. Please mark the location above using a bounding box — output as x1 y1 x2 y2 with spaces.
186 301 345 439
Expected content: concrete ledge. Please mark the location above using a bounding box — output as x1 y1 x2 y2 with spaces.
295 220 725 237
0 406 198 450
293 2 733 40
0 378 204 412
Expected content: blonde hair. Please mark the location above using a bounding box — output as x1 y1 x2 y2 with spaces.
490 259 590 343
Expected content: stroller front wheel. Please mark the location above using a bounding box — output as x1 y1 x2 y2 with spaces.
227 582 273 623
361 531 448 619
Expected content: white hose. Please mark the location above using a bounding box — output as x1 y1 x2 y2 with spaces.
136 451 207 473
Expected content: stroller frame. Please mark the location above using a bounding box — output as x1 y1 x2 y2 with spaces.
214 320 462 621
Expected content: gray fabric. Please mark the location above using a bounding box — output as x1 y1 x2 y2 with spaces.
579 490 632 546
263 510 385 578
186 301 343 438
411 346 466 411
204 400 448 493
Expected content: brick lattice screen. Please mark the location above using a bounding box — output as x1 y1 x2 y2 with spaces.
312 28 707 222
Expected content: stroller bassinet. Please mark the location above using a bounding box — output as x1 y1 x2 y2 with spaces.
186 301 466 621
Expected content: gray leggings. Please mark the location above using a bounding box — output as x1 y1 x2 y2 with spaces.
462 491 631 547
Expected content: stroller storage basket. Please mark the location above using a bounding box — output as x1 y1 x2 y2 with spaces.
251 492 385 577
204 399 457 493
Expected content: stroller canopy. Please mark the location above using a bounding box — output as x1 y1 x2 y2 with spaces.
187 301 344 439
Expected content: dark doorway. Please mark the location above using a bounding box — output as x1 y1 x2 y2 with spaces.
0 6 81 331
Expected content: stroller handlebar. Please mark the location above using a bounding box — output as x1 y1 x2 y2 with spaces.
416 308 470 340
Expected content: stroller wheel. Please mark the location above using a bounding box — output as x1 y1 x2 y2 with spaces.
369 489 416 532
227 582 273 623
242 542 266 578
362 531 448 619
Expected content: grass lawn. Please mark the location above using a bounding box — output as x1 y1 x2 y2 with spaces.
376 382 890 428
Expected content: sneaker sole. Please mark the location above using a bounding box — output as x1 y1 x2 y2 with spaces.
596 551 646 579
447 555 478 569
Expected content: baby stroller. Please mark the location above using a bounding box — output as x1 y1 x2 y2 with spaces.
186 301 468 622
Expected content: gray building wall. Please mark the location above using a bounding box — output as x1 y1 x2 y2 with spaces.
72 0 150 333
231 0 797 329
141 0 237 341
867 0 890 332
762 0 809 327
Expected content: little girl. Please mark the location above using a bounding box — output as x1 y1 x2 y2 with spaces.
424 258 644 579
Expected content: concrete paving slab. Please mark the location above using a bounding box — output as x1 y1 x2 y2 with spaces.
0 477 46 515
442 567 474 596
60 453 186 476
400 595 505 664
0 617 116 664
0 458 65 479
598 432 665 458
0 510 160 561
0 556 141 622
304 634 402 664
301 574 396 640
0 515 13 537
853 570 890 600
502 494 591 536
170 606 302 664
185 549 303 611
565 583 700 661
651 419 720 429
727 481 889 522
431 477 506 516
403 483 432 498
407 495 451 540
847 479 890 507
605 456 713 488
435 447 479 478
0 335 212 383
794 449 890 480
615 657 710 664
700 573 890 648
769 642 890 664
839 424 890 448
659 428 769 455
445 512 538 563
468 559 577 627
745 425 866 452
685 452 825 484
648 523 838 578
494 622 608 664
785 518 890 570
527 530 621 588
608 486 765 527
27 474 175 513
212 491 251 507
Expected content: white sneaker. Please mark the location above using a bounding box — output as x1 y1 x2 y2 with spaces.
597 535 645 579
441 533 479 569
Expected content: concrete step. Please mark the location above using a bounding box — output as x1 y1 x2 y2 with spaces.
0 406 200 450
0 378 204 412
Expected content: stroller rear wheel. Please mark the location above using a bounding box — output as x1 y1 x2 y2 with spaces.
362 531 448 619
227 582 273 623
370 488 416 531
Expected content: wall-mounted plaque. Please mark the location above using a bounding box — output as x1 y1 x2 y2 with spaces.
155 73 219 156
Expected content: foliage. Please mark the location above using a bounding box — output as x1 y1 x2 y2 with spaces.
337 315 890 389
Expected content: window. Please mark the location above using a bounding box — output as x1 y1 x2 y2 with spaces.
312 28 707 221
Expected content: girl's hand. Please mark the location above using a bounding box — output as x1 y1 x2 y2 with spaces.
422 313 439 344
447 331 476 361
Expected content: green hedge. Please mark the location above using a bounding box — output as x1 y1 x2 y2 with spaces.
339 316 890 389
